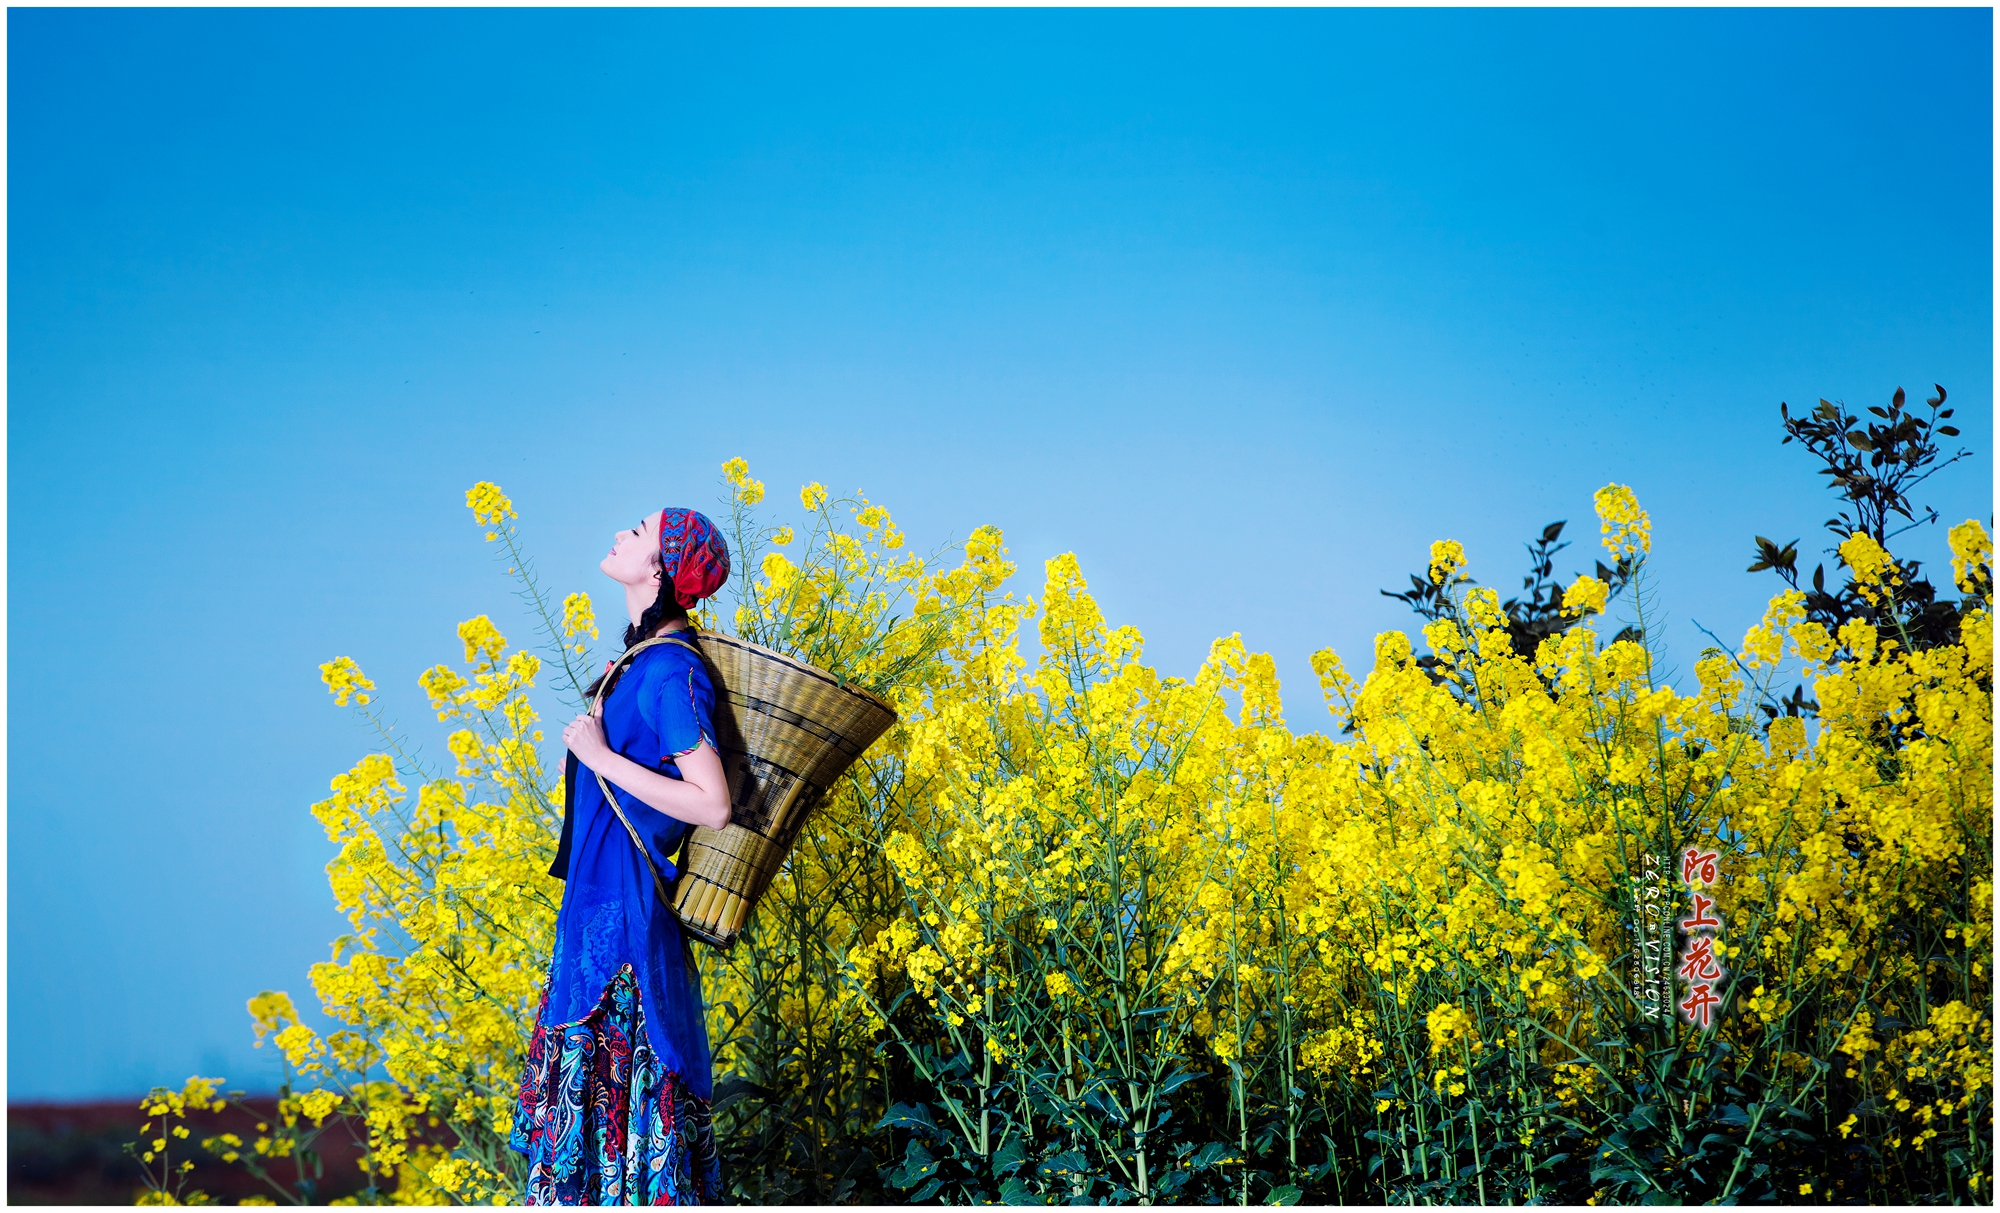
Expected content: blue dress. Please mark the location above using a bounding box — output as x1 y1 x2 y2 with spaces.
511 638 725 1205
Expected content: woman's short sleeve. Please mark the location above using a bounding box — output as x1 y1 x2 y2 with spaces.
649 652 717 762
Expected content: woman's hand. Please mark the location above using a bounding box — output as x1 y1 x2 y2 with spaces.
563 711 613 769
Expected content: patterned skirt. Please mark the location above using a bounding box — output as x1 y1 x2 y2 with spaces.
511 963 722 1205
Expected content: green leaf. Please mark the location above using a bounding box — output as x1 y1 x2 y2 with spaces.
1036 1150 1089 1182
1192 1142 1239 1170
999 1176 1044 1205
1266 1183 1304 1205
888 1140 938 1190
876 1102 941 1136
993 1136 1030 1178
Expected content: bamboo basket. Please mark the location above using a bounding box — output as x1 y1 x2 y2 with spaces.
668 632 898 949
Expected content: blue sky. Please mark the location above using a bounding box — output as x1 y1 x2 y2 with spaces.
9 8 1991 1100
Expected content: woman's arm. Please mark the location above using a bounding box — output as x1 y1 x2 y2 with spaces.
563 713 732 832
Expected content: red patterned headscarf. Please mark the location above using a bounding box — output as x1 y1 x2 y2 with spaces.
658 508 730 608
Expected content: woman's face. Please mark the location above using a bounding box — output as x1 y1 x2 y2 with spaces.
602 511 662 589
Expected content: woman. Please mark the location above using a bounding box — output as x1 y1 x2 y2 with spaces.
511 506 734 1205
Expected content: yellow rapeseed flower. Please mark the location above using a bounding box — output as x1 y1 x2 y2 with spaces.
1374 630 1412 669
1426 1003 1476 1055
457 615 507 666
295 1089 343 1127
464 482 515 528
1949 519 1991 592
319 657 374 707
1839 531 1901 605
723 456 766 506
560 592 598 642
1593 483 1651 558
1428 539 1467 585
248 992 298 1042
1839 1011 1880 1058
1741 590 1806 670
1465 586 1506 631
1563 574 1609 617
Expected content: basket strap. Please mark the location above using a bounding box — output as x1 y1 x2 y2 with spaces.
585 632 708 907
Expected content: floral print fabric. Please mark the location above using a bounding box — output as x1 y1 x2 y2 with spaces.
511 963 722 1205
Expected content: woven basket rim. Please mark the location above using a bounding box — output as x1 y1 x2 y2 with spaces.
695 630 898 718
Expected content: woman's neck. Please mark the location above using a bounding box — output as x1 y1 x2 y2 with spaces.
624 584 690 640
624 581 656 626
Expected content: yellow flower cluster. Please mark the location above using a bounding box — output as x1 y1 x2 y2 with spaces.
465 481 515 532
1563 573 1609 617
1299 1007 1385 1078
319 656 374 707
1426 1003 1477 1055
560 592 598 656
723 456 765 506
1429 539 1467 585
1592 482 1651 558
1839 531 1902 606
1950 519 1993 592
128 1076 230 1203
180 476 1989 1204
